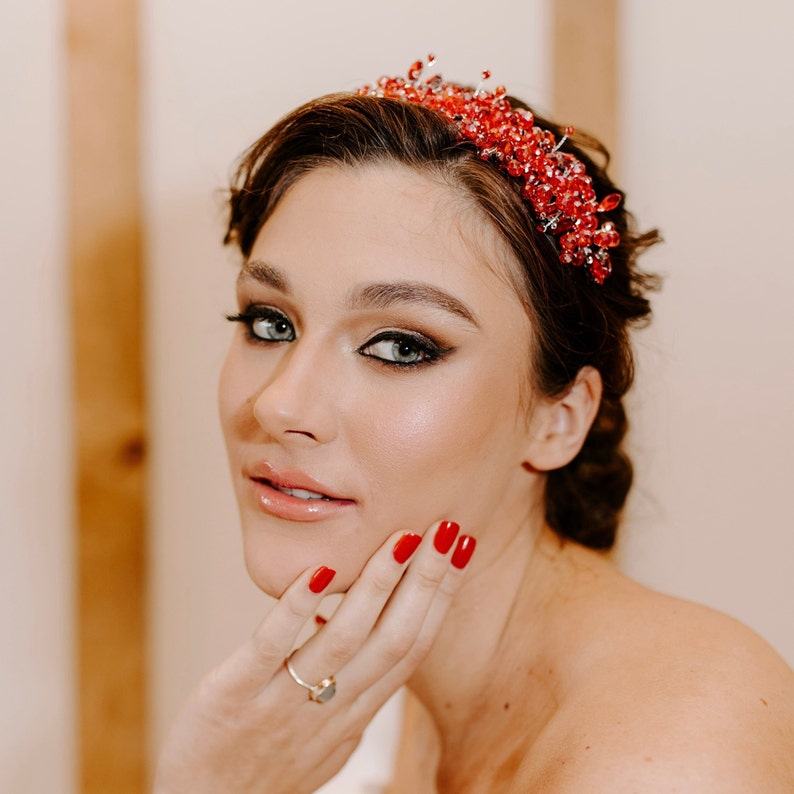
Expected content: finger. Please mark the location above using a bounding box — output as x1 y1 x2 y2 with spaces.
341 531 476 698
279 528 425 688
287 529 474 768
306 532 475 749
219 563 338 694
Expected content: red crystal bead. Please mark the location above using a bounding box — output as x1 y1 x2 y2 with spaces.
593 222 620 248
408 61 423 81
597 193 621 212
481 69 491 81
564 125 575 137
550 173 568 190
556 152 576 169
575 231 593 247
561 249 585 267
558 194 583 214
589 253 612 284
560 232 579 251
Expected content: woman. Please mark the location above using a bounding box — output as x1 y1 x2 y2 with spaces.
154 61 794 792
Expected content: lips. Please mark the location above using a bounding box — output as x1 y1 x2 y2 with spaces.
263 481 330 501
244 461 356 522
247 461 352 500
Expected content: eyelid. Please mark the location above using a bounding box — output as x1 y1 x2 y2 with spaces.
226 303 296 343
358 328 453 368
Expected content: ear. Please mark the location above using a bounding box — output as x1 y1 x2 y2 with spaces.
523 366 602 472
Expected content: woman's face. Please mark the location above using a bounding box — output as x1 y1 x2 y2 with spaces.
219 164 542 596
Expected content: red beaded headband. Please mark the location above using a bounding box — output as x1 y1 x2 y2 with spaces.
357 57 622 284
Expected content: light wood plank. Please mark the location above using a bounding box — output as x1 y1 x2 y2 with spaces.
66 1 147 791
552 0 619 166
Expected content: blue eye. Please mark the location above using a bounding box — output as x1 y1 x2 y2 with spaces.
226 306 295 343
251 314 294 341
364 338 427 365
358 331 449 368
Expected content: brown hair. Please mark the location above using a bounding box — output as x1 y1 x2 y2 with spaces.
225 93 660 550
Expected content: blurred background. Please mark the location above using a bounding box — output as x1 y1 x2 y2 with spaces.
2 0 792 791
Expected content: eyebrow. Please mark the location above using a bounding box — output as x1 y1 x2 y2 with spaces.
347 281 479 326
239 259 291 292
240 260 479 326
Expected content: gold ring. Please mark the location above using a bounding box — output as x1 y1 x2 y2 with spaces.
285 651 337 704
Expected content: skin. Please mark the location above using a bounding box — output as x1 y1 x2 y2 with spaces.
155 164 794 793
218 164 549 598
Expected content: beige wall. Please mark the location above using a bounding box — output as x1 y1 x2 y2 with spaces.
3 1 792 792
1 1 74 793
617 0 794 661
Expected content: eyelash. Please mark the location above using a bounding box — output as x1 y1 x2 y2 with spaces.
226 305 295 344
226 304 452 369
357 330 451 369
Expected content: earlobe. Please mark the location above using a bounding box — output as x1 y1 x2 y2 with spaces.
523 367 602 472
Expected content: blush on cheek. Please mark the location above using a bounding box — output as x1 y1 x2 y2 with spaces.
368 387 502 469
363 405 460 487
369 399 438 455
354 384 524 533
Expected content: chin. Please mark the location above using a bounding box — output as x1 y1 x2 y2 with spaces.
241 527 359 599
244 557 291 599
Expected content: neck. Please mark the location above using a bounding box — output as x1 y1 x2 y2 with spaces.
406 514 583 787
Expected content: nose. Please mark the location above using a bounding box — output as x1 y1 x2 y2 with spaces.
251 337 338 445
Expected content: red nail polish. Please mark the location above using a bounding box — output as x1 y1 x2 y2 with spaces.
451 535 476 569
314 614 328 626
393 533 422 564
309 566 336 594
433 521 460 554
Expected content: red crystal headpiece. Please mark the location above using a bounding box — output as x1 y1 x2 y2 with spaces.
357 57 622 284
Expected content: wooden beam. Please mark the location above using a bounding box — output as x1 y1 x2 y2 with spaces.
66 1 147 791
552 0 619 166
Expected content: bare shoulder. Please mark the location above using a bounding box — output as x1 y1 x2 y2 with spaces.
522 576 794 792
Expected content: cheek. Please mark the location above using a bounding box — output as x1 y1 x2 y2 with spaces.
353 367 524 515
218 342 264 444
217 350 236 434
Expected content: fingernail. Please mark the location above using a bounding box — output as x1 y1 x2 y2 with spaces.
309 566 336 594
393 533 422 564
451 535 476 569
433 521 460 554
314 614 328 626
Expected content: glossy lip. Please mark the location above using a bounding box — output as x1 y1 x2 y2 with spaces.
244 461 357 523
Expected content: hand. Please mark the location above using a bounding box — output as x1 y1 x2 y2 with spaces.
153 520 476 794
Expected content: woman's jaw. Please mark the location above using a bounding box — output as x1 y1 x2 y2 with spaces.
218 163 544 597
